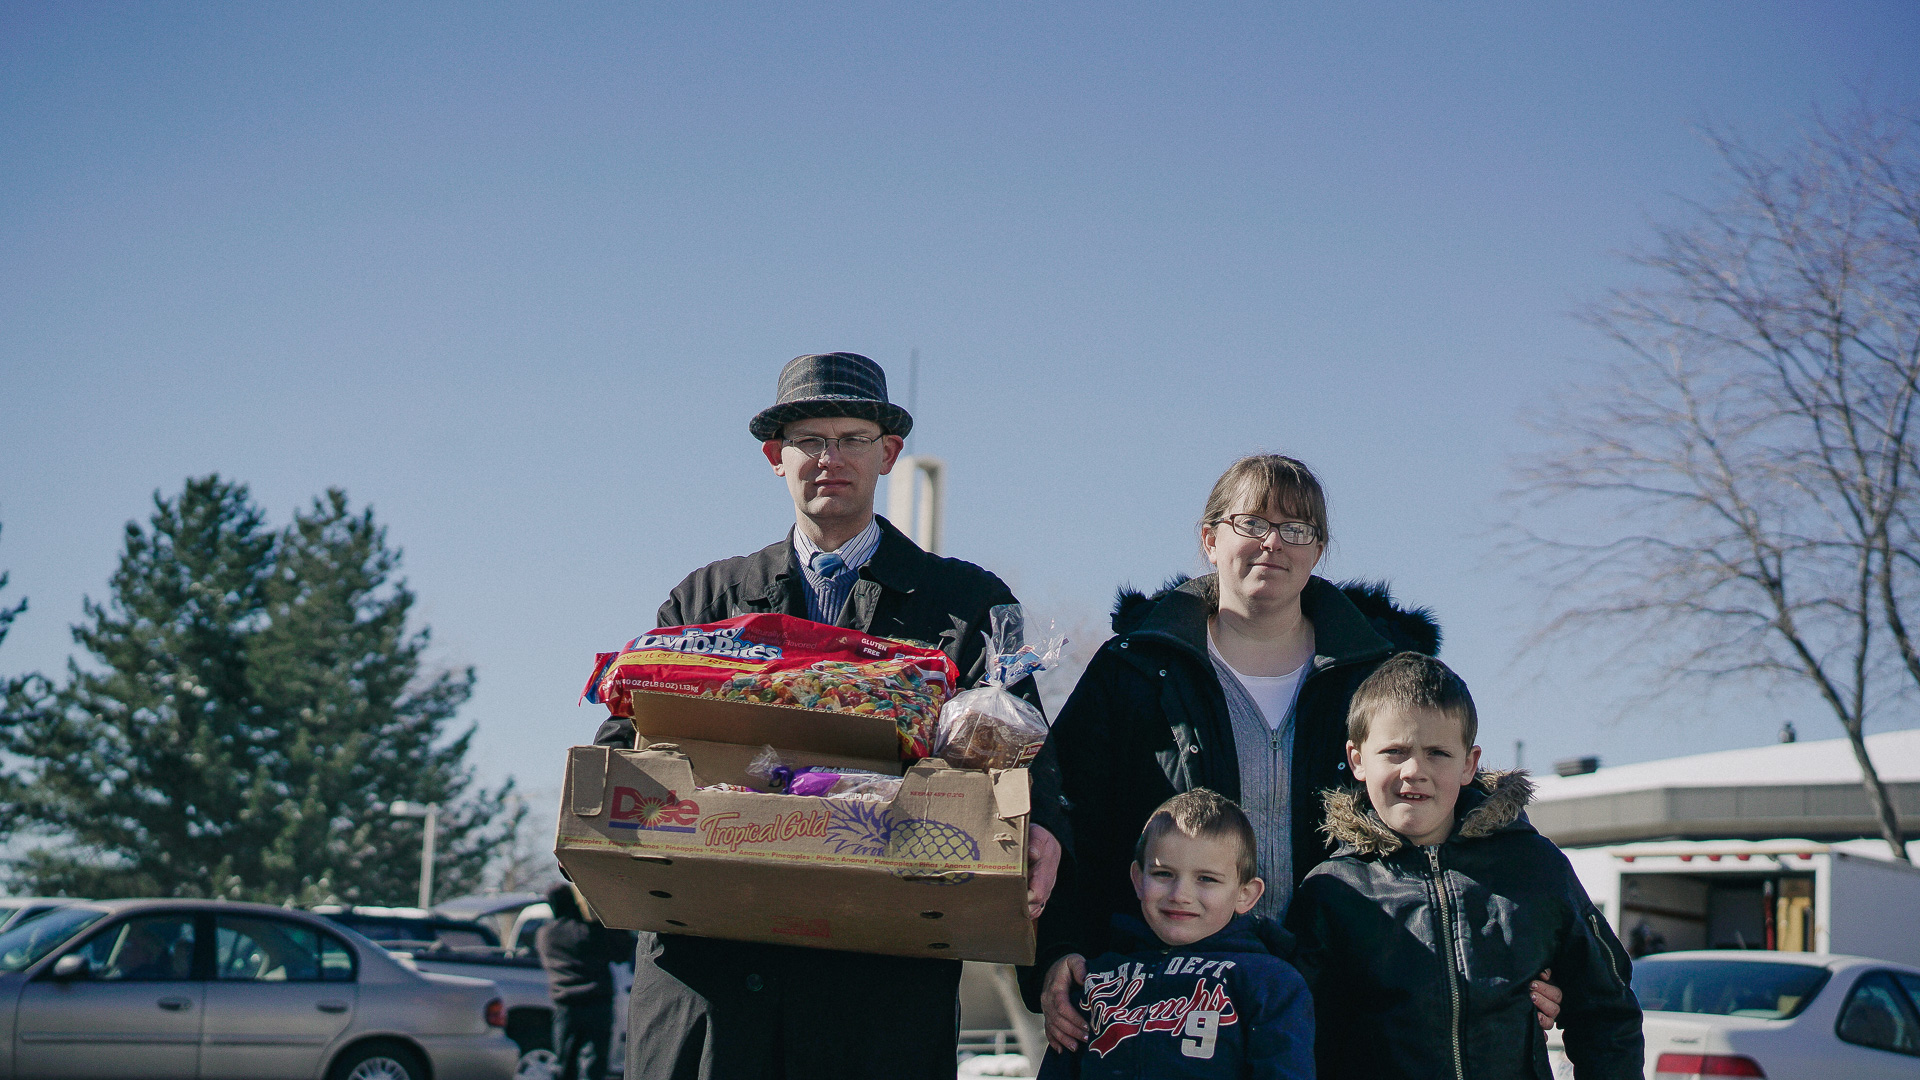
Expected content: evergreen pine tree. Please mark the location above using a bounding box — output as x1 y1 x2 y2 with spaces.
0 521 33 837
0 522 24 652
10 477 275 896
248 489 520 904
6 478 520 902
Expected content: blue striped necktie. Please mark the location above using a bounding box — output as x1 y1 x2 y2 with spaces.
813 551 849 579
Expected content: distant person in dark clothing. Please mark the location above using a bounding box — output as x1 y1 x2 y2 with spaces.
538 883 635 1080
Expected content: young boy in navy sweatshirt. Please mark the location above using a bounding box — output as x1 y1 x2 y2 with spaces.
1039 789 1314 1079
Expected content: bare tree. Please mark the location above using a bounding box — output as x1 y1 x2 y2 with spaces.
483 791 562 896
1515 103 1920 863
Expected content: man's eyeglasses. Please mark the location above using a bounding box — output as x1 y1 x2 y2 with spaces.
784 435 883 458
1215 514 1321 546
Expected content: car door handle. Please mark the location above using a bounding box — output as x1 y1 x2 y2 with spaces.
157 997 193 1011
316 1001 349 1014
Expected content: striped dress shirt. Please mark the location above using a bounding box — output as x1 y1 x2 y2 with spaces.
792 519 883 625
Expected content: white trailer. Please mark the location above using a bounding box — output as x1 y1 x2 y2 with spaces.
1561 839 1920 967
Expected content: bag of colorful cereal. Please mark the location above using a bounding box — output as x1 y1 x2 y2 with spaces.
582 613 959 760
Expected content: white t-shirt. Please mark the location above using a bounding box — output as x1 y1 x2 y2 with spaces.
1207 632 1307 730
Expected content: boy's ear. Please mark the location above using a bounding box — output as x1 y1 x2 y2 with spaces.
762 439 787 472
1346 739 1364 781
1129 861 1146 900
1462 744 1483 781
1235 876 1265 915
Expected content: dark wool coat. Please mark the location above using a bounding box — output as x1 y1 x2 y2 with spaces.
1286 772 1644 1080
1038 914 1314 1080
1030 574 1438 1001
605 514 1065 1080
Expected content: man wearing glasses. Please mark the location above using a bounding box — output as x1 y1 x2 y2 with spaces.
598 351 1067 1080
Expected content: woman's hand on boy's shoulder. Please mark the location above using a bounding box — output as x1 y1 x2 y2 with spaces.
1042 953 1089 1052
1532 969 1563 1029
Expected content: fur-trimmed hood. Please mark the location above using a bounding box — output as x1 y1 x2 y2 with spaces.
1112 575 1442 657
1318 770 1536 857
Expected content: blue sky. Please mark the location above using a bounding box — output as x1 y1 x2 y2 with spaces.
5 2 1919 820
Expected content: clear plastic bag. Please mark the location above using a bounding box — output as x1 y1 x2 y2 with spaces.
747 745 798 791
933 604 1065 770
825 773 903 802
745 745 902 800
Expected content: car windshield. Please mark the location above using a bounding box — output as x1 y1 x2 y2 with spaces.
0 906 105 972
1633 958 1832 1019
316 913 498 949
11 907 59 927
514 917 548 953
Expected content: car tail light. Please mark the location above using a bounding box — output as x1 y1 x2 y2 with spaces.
1654 1053 1766 1078
485 998 506 1028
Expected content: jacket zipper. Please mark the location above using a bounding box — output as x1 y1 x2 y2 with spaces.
1426 846 1466 1080
1589 909 1627 988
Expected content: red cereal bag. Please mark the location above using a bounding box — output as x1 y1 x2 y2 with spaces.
582 613 960 760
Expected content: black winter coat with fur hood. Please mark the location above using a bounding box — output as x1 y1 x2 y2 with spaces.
1030 574 1439 998
1286 772 1643 1080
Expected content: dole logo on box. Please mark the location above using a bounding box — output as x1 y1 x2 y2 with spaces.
610 786 699 833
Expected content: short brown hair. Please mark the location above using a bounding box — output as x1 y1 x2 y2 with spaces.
1132 788 1259 884
1199 455 1329 548
1348 652 1478 750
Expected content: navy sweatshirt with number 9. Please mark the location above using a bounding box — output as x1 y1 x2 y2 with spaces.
1038 914 1314 1080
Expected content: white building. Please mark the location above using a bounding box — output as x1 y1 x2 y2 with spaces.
1530 729 1920 966
1530 728 1920 848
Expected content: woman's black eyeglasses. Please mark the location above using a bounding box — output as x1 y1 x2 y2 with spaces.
1215 514 1321 546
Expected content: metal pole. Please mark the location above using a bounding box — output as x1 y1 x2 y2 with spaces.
906 348 919 455
887 456 945 555
915 458 942 556
419 805 438 909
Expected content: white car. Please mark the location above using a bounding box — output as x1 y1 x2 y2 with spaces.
0 898 521 1080
1550 950 1920 1078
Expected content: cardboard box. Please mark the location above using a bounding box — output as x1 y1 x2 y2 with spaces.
555 691 1034 965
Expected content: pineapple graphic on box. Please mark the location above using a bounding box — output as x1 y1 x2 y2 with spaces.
821 801 981 865
824 801 893 857
886 818 980 863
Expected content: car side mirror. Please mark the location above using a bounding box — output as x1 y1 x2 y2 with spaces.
51 954 88 980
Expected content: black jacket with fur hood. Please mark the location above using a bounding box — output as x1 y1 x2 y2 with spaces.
1030 573 1439 995
1285 772 1644 1080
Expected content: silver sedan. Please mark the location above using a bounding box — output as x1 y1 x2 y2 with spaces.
0 898 520 1080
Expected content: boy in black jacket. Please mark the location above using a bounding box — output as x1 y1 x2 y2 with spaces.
1040 789 1313 1079
1286 653 1643 1079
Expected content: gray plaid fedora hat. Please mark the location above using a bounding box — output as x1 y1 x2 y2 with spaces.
748 352 915 441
